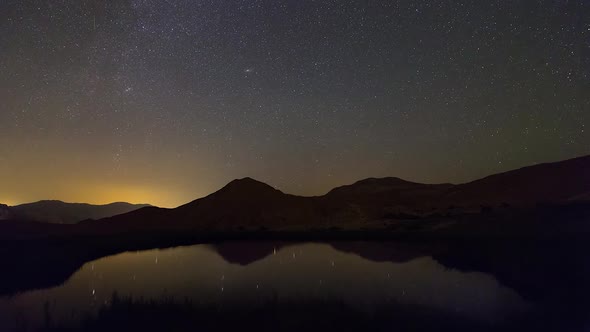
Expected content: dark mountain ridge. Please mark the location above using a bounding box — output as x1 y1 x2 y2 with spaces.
92 178 321 231
443 155 590 206
326 177 452 197
1 200 151 224
84 155 590 233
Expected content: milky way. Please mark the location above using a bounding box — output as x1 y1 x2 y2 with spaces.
1 0 588 207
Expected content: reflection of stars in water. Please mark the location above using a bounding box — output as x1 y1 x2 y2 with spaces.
92 289 95 295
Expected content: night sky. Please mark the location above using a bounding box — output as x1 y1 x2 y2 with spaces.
1 0 588 207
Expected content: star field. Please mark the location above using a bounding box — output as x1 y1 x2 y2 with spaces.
1 0 589 207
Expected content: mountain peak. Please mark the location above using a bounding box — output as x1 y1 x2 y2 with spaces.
220 177 281 196
228 177 266 185
353 177 418 185
326 177 427 197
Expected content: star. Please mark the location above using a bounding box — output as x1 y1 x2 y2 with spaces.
0 0 586 207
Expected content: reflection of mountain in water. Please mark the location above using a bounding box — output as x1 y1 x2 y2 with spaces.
2 238 590 331
1 243 530 332
211 242 288 265
211 242 438 266
3 239 590 305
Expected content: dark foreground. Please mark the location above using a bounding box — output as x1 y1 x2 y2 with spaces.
36 293 576 332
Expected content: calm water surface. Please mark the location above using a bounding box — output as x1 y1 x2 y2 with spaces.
0 242 528 331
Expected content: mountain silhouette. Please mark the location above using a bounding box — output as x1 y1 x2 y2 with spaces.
328 155 590 210
206 177 284 199
170 177 319 228
443 155 590 206
323 177 454 220
82 155 590 233
326 177 451 197
90 177 321 232
1 200 151 224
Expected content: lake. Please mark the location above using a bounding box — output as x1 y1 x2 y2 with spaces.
0 241 588 331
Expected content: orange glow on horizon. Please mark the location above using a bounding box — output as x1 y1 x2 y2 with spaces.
0 198 17 207
1 184 195 209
